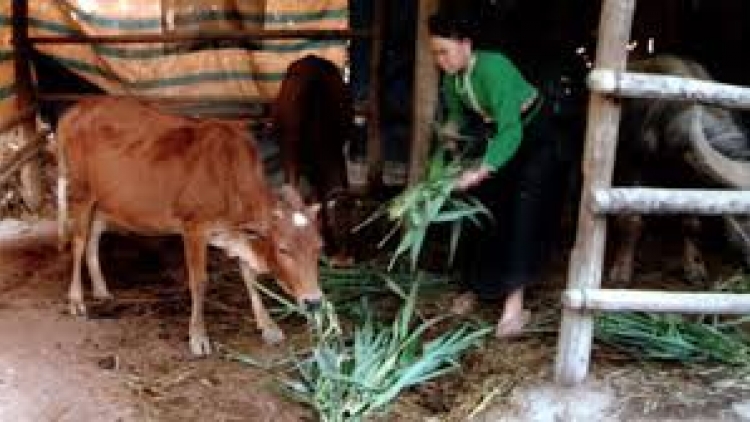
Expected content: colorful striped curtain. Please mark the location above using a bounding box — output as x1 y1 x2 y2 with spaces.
0 0 349 120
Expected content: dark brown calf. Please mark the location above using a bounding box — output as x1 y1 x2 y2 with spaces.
271 55 355 265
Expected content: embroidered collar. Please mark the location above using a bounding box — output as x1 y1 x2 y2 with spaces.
455 54 490 121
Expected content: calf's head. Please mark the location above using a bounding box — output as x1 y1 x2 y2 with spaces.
261 185 324 310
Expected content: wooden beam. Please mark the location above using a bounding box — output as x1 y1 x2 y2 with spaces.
365 0 384 190
592 188 750 215
588 69 750 110
408 0 440 185
28 29 371 45
563 289 750 314
12 0 44 211
554 0 636 387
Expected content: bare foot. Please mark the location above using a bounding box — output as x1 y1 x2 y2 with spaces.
495 309 530 338
451 292 477 316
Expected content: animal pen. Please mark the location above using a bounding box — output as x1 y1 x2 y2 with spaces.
554 0 750 385
1 0 749 405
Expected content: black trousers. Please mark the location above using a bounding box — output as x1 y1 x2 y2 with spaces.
457 102 568 300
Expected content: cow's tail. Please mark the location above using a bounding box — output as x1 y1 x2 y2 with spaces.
55 134 69 251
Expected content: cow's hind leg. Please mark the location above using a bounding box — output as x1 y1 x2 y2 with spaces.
682 216 708 284
239 262 285 344
86 211 113 301
69 200 95 316
609 215 643 285
183 230 212 356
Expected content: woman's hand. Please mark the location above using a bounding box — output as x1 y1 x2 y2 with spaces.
455 165 492 191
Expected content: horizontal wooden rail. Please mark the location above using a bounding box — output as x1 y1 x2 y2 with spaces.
592 187 750 215
27 29 371 45
587 69 750 110
563 288 750 314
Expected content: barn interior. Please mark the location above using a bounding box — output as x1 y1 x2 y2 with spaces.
1 1 750 421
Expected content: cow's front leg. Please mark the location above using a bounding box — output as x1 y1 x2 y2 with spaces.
682 216 708 284
86 212 113 301
69 201 94 316
184 231 212 356
239 262 284 344
609 214 643 285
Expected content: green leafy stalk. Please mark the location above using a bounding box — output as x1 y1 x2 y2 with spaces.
595 312 750 366
278 281 492 422
358 148 491 272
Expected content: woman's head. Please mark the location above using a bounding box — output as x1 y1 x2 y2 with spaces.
428 13 477 74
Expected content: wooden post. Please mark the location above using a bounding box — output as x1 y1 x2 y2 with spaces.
408 0 439 185
12 0 44 212
365 0 384 190
554 0 636 386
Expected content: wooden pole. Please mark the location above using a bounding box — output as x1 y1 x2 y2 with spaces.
365 0 384 190
563 289 750 314
554 0 636 386
592 188 750 215
12 0 44 212
408 0 439 185
588 69 750 110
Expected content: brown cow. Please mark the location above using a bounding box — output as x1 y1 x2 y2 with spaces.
56 98 323 356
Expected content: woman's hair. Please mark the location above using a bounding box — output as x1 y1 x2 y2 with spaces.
427 12 479 40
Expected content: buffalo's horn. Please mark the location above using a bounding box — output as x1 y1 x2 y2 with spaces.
687 107 750 189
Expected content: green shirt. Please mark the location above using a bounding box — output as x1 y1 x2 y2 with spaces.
442 50 537 171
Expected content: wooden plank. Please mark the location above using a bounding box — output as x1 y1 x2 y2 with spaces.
593 188 750 215
554 0 635 387
408 0 439 185
563 289 750 314
588 69 750 110
28 29 371 44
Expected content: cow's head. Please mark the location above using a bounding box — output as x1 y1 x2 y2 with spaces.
263 185 324 310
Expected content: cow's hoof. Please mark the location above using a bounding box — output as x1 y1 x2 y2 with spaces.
69 301 87 317
262 327 285 345
189 335 213 356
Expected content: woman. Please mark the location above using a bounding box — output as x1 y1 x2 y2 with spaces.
428 12 567 337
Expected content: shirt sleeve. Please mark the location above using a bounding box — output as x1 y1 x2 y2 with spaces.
481 73 525 172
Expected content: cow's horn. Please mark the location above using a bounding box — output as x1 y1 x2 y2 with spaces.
688 107 750 189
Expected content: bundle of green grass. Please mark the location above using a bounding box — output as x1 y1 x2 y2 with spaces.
357 148 489 271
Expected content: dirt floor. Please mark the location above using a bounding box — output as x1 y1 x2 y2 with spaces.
0 218 749 422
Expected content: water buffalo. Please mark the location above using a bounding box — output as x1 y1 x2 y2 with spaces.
610 55 750 285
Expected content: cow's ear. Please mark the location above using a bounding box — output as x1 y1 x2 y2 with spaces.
278 184 305 207
308 203 321 219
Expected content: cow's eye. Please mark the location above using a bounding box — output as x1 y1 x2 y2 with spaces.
278 245 292 256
